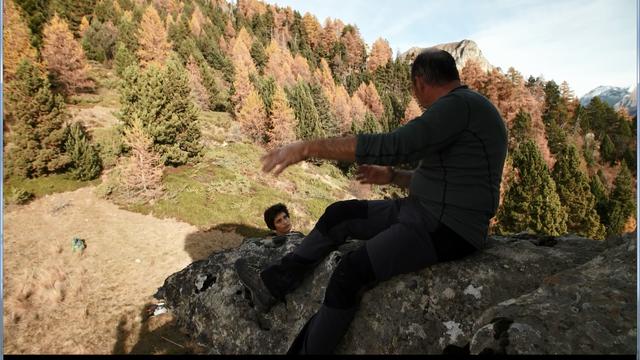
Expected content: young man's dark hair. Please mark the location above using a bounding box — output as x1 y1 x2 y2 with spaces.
410 48 460 86
264 203 289 230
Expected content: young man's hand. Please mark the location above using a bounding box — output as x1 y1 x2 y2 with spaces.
355 165 394 185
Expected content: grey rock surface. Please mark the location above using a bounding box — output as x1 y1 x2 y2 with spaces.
154 231 635 354
401 39 494 73
469 232 636 354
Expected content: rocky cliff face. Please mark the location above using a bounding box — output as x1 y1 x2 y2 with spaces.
154 232 636 354
401 39 494 73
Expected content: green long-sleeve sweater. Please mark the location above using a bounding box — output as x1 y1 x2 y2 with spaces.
355 85 508 249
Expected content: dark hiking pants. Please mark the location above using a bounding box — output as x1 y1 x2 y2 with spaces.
260 196 478 354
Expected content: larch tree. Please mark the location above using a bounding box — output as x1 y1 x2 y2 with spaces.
264 39 294 87
42 13 93 94
136 5 173 68
314 58 335 94
231 28 258 76
367 38 392 72
292 54 312 83
237 89 268 144
189 4 206 38
551 144 606 239
333 85 353 134
350 94 368 132
267 84 297 148
3 0 38 82
355 82 384 120
79 15 90 36
402 98 422 125
231 60 254 112
302 12 321 51
341 25 366 71
117 116 165 204
496 140 568 236
186 55 210 110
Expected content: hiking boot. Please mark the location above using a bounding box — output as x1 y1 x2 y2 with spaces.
234 258 278 313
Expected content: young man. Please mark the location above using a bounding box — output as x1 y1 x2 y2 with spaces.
235 48 508 354
264 203 293 236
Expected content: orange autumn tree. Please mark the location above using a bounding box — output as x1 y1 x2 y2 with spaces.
117 117 165 204
302 12 322 52
355 82 384 120
367 38 392 72
333 85 353 134
237 90 268 144
42 14 93 94
189 5 207 38
3 0 38 82
137 5 172 67
267 85 297 148
403 98 422 125
264 39 295 87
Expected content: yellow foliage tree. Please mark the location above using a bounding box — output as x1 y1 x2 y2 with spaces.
403 98 422 125
237 90 267 143
302 12 321 51
3 0 38 82
355 82 384 119
367 38 392 72
42 13 93 94
267 85 297 149
118 117 165 204
136 6 173 67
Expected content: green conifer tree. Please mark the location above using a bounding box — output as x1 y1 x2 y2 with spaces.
606 162 635 237
64 121 102 180
552 144 606 239
286 81 324 140
600 134 615 165
510 110 532 151
590 173 609 227
496 140 568 236
250 39 267 73
5 60 71 177
309 83 340 138
119 58 202 166
114 42 138 77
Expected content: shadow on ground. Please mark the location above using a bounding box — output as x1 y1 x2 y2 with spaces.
113 302 206 355
183 223 270 261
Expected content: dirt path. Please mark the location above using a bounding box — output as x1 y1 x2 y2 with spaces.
3 187 243 354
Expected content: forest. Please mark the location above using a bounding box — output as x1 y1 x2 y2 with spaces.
4 0 637 239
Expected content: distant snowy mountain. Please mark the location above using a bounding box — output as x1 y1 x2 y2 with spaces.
579 86 630 108
615 86 637 116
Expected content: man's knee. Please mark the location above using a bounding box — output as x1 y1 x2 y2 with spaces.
316 200 368 235
323 246 376 309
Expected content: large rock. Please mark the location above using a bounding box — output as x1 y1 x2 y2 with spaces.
469 232 636 354
401 39 494 73
154 230 635 354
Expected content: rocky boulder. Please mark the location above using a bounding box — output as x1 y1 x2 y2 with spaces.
401 39 494 73
154 232 635 354
469 232 636 354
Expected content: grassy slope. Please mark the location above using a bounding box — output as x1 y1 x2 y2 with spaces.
4 62 388 235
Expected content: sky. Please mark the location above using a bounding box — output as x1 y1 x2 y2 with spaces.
262 0 637 98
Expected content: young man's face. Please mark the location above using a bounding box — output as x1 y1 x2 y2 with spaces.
273 211 292 236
